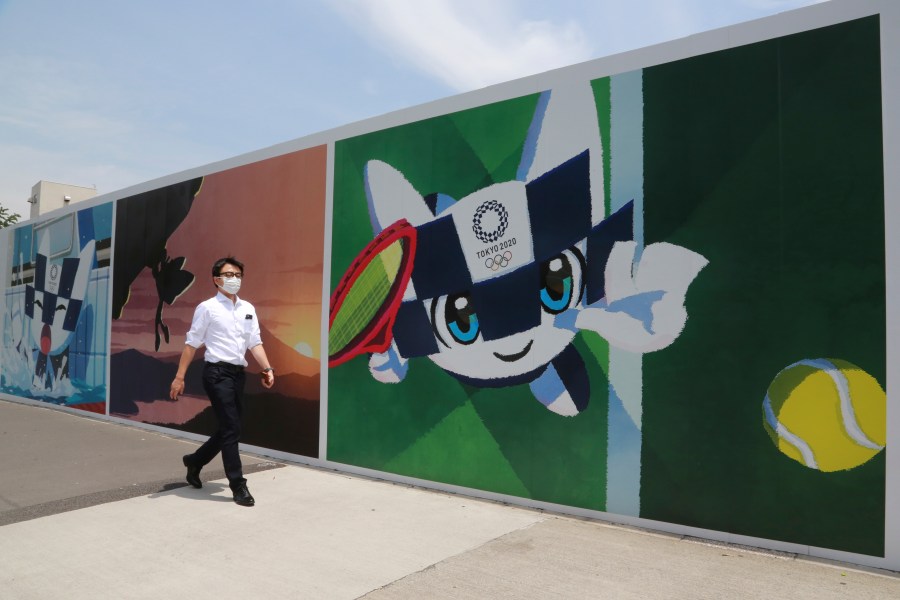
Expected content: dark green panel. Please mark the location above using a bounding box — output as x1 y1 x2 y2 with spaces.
641 16 885 556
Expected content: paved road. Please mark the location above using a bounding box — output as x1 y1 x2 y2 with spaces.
1 398 898 599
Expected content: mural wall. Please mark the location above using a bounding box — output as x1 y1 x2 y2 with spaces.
0 3 894 570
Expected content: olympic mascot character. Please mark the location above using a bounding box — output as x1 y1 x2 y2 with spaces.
359 83 708 416
25 236 96 392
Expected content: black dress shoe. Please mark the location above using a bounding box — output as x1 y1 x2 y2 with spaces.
183 455 202 489
233 484 255 507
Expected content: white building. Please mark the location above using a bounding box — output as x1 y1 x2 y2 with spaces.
28 181 97 219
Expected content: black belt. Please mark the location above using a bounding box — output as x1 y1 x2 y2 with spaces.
206 361 244 372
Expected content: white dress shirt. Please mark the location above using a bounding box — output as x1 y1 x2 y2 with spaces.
185 292 262 367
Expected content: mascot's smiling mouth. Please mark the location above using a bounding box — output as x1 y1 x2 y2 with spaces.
493 340 534 362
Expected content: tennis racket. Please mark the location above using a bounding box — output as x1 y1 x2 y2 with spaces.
328 219 417 367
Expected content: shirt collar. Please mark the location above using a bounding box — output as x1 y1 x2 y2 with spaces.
215 291 241 307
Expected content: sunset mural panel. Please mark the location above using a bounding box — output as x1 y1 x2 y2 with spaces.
109 147 326 457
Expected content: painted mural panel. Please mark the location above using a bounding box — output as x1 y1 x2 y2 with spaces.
109 147 326 457
640 16 885 556
1 203 113 413
327 15 886 557
329 96 605 506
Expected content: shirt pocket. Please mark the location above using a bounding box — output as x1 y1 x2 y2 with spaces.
242 315 255 339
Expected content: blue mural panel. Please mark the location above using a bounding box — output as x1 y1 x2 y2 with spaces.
1 203 112 413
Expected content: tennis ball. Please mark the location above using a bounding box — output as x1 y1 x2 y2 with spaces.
762 358 885 472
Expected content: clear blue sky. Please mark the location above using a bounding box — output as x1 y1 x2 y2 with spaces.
0 0 826 219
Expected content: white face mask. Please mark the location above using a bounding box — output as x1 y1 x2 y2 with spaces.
218 277 241 295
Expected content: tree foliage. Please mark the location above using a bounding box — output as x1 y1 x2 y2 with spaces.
0 204 21 228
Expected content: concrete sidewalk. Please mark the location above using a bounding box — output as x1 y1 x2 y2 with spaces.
1 399 898 599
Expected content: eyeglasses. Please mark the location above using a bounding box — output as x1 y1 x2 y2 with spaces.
217 271 243 279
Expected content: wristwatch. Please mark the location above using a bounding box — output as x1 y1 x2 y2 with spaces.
261 367 274 373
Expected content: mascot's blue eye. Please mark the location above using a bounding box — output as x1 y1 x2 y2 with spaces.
540 254 575 314
445 293 480 344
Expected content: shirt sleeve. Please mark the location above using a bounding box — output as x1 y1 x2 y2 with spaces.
248 306 263 348
185 303 209 348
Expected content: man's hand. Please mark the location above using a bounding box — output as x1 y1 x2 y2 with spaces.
261 369 275 389
170 376 185 400
171 345 197 400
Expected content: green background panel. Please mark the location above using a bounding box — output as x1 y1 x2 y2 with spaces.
329 91 612 510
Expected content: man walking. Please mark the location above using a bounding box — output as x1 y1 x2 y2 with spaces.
169 257 275 506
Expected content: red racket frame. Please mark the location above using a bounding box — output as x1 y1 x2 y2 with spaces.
328 219 417 367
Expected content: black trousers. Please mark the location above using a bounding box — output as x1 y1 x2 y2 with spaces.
189 362 247 490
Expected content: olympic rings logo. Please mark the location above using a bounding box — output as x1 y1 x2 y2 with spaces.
472 200 509 243
485 251 513 271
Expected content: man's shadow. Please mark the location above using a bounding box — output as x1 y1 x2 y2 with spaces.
149 480 234 503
